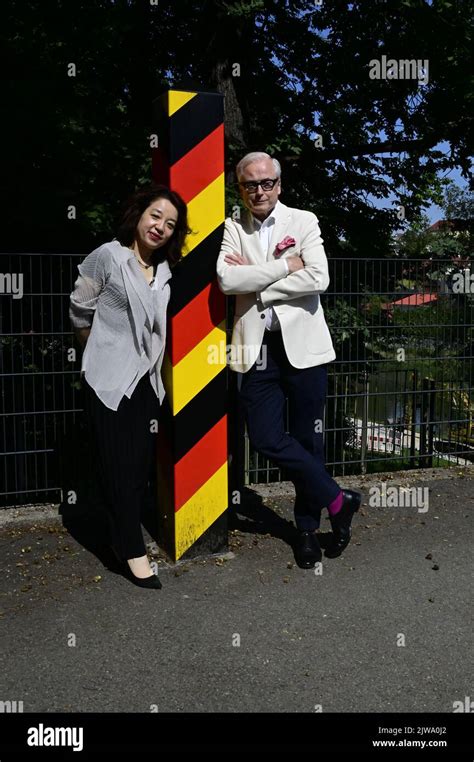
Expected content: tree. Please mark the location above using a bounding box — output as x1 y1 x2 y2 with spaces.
3 0 473 256
443 185 474 222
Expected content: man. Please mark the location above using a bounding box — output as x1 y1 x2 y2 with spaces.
216 152 361 568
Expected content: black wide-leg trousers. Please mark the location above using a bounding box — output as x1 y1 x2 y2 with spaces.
83 374 160 560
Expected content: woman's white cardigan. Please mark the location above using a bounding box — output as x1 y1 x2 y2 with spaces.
69 240 172 411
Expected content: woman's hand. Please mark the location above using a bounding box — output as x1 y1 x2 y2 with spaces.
75 327 91 348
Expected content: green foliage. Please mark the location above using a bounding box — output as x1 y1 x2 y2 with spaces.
396 183 473 263
326 298 370 346
216 0 264 16
444 185 474 220
5 0 472 257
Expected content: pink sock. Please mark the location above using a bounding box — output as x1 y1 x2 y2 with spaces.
328 490 344 517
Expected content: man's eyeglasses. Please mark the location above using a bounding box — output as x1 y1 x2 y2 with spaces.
238 178 279 193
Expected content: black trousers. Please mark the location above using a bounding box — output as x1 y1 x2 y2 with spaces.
240 331 341 531
83 374 160 559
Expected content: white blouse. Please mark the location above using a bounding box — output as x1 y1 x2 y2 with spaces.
69 240 172 411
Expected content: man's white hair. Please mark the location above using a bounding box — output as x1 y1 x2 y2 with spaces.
236 152 281 181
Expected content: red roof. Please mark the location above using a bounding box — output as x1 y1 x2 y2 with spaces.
390 293 438 307
428 220 453 232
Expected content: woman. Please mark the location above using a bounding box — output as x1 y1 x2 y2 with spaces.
69 184 189 589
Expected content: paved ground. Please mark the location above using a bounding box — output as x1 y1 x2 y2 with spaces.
0 467 472 713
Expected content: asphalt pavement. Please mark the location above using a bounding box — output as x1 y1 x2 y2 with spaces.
0 466 472 713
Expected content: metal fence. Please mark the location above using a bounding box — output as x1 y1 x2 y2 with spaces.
245 257 474 482
1 253 84 508
1 254 473 507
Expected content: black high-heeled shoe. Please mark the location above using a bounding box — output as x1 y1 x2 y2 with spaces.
109 546 162 589
123 564 163 589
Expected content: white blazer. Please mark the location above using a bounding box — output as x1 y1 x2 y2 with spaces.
216 202 336 372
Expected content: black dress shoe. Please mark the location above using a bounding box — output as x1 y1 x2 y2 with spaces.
295 530 322 568
325 489 362 558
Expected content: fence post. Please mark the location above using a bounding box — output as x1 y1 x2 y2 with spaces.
410 370 418 466
359 369 369 474
421 377 435 468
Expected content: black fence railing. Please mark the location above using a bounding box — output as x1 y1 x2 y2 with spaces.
244 257 474 483
1 254 473 507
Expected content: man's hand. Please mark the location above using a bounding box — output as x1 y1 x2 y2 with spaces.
224 252 250 266
286 256 304 273
224 252 304 272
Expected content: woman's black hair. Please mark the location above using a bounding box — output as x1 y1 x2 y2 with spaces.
115 184 189 267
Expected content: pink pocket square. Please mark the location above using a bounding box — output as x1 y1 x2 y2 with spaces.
274 236 296 257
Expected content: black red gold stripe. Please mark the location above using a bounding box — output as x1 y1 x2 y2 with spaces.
152 90 227 560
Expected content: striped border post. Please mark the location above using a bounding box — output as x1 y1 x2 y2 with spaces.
152 89 228 561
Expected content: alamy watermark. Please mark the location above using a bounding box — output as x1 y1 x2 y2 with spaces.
27 723 83 752
0 699 24 712
452 268 474 294
369 55 429 85
369 482 429 513
207 341 267 370
0 272 23 299
452 696 473 712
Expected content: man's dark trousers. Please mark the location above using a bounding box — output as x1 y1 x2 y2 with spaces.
240 330 341 531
